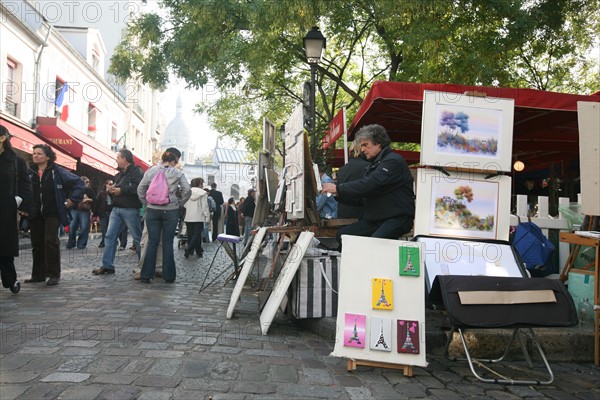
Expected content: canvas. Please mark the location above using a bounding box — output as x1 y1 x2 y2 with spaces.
370 317 393 352
399 245 420 277
344 313 366 348
372 278 393 310
397 320 420 354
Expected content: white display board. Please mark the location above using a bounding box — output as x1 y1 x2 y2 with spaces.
284 103 306 220
331 235 427 368
260 231 314 335
414 168 512 241
577 101 600 216
226 227 268 319
420 90 515 172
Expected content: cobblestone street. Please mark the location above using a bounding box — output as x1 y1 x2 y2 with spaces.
0 234 598 399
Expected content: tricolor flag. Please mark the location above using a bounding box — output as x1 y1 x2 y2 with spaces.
55 82 69 121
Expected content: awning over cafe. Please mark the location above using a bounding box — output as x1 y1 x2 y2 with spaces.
1 114 77 170
36 117 117 175
133 154 151 171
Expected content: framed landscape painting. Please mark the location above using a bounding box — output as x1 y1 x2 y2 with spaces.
414 169 512 241
420 91 514 172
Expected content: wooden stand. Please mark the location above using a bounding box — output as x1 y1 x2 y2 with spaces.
346 359 413 376
559 232 600 366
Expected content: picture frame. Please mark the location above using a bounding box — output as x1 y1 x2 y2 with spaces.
414 168 511 241
413 235 528 293
420 91 515 172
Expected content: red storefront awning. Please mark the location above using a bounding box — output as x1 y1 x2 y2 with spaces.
0 115 77 170
344 81 600 170
133 154 151 171
37 117 117 175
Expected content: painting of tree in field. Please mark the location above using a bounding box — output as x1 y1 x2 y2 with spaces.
435 104 501 157
430 179 498 239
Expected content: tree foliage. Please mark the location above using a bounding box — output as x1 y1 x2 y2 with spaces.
109 0 599 157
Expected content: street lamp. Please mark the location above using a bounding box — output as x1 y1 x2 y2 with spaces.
303 26 326 155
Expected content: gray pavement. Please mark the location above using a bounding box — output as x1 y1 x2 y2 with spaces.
1 234 599 399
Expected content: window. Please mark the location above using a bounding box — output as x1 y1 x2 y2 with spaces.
87 104 97 137
92 44 101 73
5 58 19 116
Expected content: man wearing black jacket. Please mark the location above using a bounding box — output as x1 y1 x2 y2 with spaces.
321 124 415 249
93 149 143 275
209 182 224 241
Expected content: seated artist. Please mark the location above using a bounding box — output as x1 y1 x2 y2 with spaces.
321 124 415 249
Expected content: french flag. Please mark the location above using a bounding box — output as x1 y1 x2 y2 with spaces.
55 82 69 121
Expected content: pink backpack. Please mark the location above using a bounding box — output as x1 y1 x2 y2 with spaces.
146 168 170 205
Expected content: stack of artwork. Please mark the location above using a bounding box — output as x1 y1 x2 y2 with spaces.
331 236 427 368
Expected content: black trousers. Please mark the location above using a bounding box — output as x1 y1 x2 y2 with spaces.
0 256 17 288
211 212 221 241
336 215 413 250
29 216 61 280
185 222 204 256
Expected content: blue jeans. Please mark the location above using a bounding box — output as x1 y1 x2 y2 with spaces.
101 207 142 270
243 216 253 245
141 208 179 281
67 209 91 249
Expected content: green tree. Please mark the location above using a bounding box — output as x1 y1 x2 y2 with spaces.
109 0 599 157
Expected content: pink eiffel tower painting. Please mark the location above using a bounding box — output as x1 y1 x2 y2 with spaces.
397 319 420 354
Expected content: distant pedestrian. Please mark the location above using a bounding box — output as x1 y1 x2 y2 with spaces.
183 177 210 258
137 148 191 283
94 179 114 248
0 125 32 294
66 176 95 249
225 197 240 236
241 188 256 245
27 144 84 285
209 182 224 241
93 149 143 275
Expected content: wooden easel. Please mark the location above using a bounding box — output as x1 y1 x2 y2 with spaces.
346 359 413 376
558 219 600 367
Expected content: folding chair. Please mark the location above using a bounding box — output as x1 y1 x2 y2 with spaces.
429 275 578 385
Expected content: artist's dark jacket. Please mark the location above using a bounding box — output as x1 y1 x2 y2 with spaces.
112 163 143 209
336 146 415 222
28 162 84 226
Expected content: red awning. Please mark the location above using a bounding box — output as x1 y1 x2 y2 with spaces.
133 154 151 171
37 117 117 175
345 81 600 170
1 115 77 170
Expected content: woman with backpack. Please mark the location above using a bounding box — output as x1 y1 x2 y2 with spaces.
137 148 191 283
183 177 210 258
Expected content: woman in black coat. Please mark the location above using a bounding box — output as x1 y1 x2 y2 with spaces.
94 179 114 248
225 197 240 237
0 125 32 294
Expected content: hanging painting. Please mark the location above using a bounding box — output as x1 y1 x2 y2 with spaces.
369 317 392 352
399 245 420 277
343 313 366 348
372 278 393 310
420 91 514 172
397 320 420 354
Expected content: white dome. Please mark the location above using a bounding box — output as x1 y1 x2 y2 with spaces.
161 96 190 148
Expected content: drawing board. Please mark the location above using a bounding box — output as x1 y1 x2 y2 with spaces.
260 231 314 335
226 227 268 319
331 235 427 367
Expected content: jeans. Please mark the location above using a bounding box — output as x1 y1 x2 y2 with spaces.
335 216 414 250
101 207 142 270
30 216 61 279
67 209 91 249
243 216 253 245
141 208 179 281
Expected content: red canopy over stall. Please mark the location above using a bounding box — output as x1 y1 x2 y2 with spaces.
332 81 599 170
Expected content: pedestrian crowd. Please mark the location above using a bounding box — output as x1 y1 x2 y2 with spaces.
0 124 256 293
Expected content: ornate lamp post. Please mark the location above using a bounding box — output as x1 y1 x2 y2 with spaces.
303 26 326 155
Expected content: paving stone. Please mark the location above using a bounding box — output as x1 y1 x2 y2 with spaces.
280 382 345 398
147 358 182 376
0 354 34 370
181 359 211 378
269 364 299 383
139 341 170 350
58 384 104 400
18 346 60 354
167 334 192 344
145 350 185 358
179 377 231 391
40 372 91 382
122 358 155 374
19 383 70 400
301 367 334 385
99 385 141 400
91 373 138 385
85 356 129 373
210 361 240 381
137 389 175 400
0 371 39 383
134 375 181 388
194 336 218 345
232 381 277 394
429 388 466 399
345 386 375 400
485 389 526 399
241 362 269 381
0 384 29 400
58 356 95 371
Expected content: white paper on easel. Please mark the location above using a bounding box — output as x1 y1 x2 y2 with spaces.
226 227 268 319
330 235 428 368
260 231 314 335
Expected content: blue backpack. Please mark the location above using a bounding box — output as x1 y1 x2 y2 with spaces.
512 219 555 277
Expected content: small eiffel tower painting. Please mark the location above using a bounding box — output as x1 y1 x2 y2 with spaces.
371 278 393 310
344 313 365 348
399 245 420 277
370 317 392 352
397 319 420 354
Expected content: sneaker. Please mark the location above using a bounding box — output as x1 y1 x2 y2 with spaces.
140 278 150 283
10 281 20 294
133 268 141 280
46 277 59 286
92 267 115 275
